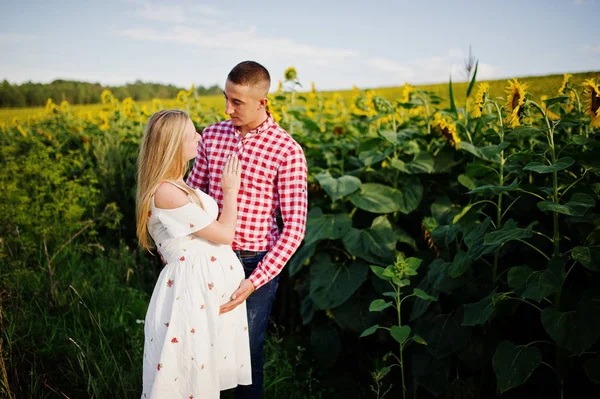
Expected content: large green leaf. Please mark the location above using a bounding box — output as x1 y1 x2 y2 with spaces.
349 183 402 214
287 242 316 277
523 157 575 174
462 290 498 326
304 207 352 245
493 341 542 393
418 311 471 359
343 216 396 265
396 176 424 214
309 254 368 310
391 151 434 174
541 300 600 354
390 325 411 344
449 74 457 114
449 250 472 278
393 223 417 250
484 219 536 246
572 246 600 271
332 292 382 333
315 171 362 202
584 354 600 384
466 60 479 98
537 193 595 217
468 178 519 195
431 195 461 225
507 266 561 303
426 258 466 294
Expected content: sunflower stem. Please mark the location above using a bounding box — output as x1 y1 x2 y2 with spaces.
491 100 505 285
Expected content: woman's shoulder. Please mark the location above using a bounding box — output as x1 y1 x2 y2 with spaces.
153 182 191 210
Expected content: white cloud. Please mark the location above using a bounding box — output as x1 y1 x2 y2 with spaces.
119 25 360 64
137 3 187 23
583 44 600 54
367 51 499 86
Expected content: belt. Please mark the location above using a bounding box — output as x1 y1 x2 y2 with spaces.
234 250 264 259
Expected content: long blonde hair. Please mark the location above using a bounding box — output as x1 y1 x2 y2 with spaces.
136 109 203 251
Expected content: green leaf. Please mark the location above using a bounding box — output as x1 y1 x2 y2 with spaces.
390 325 411 344
391 151 434 174
358 149 388 166
457 174 477 190
449 75 457 114
462 291 498 326
370 265 389 281
537 193 595 217
378 130 398 144
396 176 424 214
466 60 479 98
304 207 352 245
450 250 472 278
405 257 423 271
468 178 519 195
541 300 600 354
343 216 396 265
394 224 417 250
507 126 542 140
483 219 536 246
523 157 575 174
369 299 393 312
508 266 561 302
417 311 471 358
493 341 541 393
584 355 600 384
315 171 362 202
332 293 382 333
542 95 569 107
412 334 427 345
288 242 316 277
360 324 380 338
572 246 600 271
413 288 437 302
309 255 368 309
349 183 403 214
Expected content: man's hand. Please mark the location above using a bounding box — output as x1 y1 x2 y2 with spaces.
220 278 255 314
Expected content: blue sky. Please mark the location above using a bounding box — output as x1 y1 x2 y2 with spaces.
1 0 598 91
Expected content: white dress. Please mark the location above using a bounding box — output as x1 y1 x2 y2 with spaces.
141 185 252 399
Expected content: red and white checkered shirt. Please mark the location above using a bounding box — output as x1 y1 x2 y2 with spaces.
186 112 308 290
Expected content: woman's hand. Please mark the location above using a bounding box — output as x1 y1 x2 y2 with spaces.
221 155 241 193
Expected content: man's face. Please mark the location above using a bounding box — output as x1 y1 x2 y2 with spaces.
223 79 266 127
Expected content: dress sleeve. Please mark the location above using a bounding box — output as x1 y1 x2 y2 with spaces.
156 203 215 238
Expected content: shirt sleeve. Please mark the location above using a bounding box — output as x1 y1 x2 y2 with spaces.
186 130 209 192
249 146 308 289
156 203 215 238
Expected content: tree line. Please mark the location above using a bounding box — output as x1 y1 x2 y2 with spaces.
0 79 222 108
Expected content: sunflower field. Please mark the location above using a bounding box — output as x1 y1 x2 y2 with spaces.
1 69 600 398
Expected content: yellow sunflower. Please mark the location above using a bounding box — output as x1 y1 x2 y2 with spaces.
472 82 490 118
505 79 528 128
284 67 297 81
401 83 414 103
582 79 600 128
433 114 460 149
558 74 572 95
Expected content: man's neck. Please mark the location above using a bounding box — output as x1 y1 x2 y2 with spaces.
238 111 268 137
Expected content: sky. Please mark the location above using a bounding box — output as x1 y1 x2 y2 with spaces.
0 0 598 92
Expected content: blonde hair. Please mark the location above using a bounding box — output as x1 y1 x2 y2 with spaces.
136 109 203 252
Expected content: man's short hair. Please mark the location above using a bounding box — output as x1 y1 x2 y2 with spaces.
227 61 271 93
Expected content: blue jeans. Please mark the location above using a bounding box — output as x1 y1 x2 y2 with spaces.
234 251 279 399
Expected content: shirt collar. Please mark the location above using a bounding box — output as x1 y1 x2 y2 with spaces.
233 111 274 138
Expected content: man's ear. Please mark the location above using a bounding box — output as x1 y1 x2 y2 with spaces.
259 97 268 110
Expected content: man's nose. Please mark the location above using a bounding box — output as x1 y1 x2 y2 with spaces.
225 101 234 115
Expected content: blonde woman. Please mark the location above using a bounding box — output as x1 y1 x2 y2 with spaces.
136 110 251 398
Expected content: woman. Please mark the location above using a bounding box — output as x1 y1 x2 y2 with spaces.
136 110 251 398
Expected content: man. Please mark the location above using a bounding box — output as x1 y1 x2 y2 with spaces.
186 60 308 398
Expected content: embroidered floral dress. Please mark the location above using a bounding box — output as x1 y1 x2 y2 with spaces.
142 184 251 399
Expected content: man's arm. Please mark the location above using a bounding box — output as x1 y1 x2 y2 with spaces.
250 146 308 289
186 130 209 192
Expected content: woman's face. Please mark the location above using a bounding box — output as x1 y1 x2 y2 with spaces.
183 118 200 161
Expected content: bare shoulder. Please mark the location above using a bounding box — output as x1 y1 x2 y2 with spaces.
153 183 190 209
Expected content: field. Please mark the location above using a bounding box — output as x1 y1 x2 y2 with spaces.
1 69 600 398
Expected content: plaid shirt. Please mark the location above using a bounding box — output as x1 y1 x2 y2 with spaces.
186 112 308 290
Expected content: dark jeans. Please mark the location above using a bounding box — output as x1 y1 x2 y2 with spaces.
234 251 279 399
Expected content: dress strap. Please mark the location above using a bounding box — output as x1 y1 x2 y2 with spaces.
163 180 191 195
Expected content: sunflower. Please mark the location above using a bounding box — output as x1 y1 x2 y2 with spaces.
433 114 460 149
421 217 440 258
504 79 528 128
101 89 114 105
284 67 297 81
582 79 600 128
472 83 490 118
558 74 572 95
401 83 414 103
